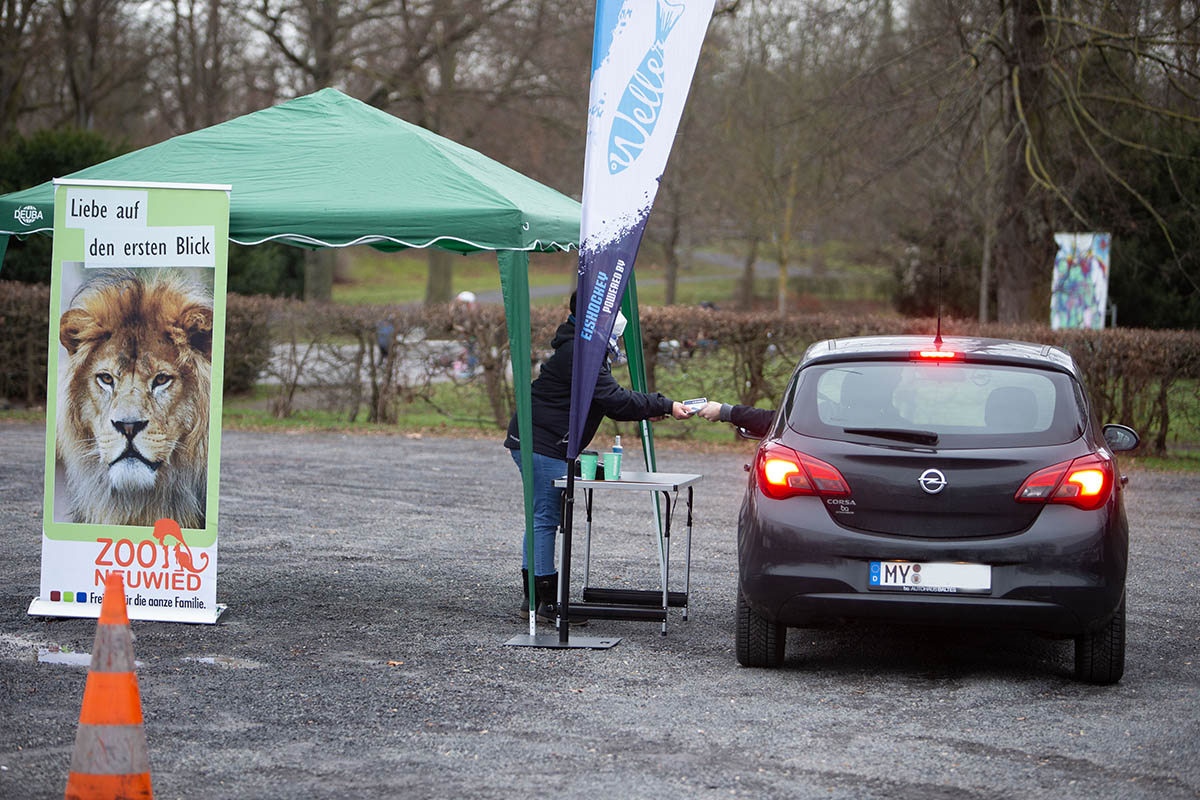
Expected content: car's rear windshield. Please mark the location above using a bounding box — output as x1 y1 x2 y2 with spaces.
785 360 1086 448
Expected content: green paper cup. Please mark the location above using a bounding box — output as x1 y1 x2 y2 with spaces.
603 451 621 480
579 452 598 480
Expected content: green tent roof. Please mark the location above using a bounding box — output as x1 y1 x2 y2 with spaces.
0 88 581 253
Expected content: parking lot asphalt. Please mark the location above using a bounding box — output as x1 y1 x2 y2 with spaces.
1 421 1197 799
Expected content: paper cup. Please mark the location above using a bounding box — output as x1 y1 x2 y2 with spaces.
579 452 598 480
603 451 621 480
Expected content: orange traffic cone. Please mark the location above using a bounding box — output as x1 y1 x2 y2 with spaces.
64 573 153 800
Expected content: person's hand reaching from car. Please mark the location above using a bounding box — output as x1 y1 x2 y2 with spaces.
698 401 723 421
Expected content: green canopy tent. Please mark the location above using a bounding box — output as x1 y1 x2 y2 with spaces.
0 88 660 633
0 88 581 253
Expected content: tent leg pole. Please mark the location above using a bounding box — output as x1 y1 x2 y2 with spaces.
559 470 576 644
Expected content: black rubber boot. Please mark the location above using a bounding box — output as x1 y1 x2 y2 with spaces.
533 573 557 623
534 573 586 626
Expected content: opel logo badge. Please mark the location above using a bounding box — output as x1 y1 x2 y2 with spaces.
919 468 947 494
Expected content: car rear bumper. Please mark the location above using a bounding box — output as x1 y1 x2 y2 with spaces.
738 495 1128 637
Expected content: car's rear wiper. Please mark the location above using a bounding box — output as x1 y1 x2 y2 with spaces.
843 427 939 446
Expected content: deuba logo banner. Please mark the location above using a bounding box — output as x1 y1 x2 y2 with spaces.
15 204 43 225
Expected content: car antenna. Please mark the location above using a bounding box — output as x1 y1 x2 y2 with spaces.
934 261 943 348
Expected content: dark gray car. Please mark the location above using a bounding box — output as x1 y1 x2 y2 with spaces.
736 335 1139 684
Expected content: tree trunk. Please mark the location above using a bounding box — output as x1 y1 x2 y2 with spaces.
663 210 681 306
979 219 993 323
737 237 759 311
994 0 1051 323
994 219 1045 322
425 249 453 305
303 249 334 303
775 165 799 315
776 256 788 315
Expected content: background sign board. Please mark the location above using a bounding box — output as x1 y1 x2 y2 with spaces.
29 179 230 623
1051 232 1111 330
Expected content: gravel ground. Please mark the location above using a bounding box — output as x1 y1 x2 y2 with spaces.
1 421 1197 799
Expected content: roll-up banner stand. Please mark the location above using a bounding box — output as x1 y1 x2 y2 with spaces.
29 179 231 624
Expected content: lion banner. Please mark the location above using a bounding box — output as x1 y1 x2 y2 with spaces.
30 179 230 624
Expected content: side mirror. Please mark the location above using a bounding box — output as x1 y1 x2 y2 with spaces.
736 426 759 441
1102 424 1140 452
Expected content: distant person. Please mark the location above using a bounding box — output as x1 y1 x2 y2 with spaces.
451 290 479 377
687 300 719 356
377 321 394 359
504 291 695 623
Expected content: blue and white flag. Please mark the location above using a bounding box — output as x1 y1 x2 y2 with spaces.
568 0 715 459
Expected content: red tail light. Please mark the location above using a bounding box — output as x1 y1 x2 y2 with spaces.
1015 452 1114 510
756 442 850 499
913 350 960 360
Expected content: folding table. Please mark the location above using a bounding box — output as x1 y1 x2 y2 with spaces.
553 470 702 635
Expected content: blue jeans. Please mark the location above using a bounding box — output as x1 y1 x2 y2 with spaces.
509 449 567 577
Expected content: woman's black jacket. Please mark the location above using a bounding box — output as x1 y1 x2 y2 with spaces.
504 317 673 461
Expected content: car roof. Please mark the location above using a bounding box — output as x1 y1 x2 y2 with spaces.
799 335 1080 377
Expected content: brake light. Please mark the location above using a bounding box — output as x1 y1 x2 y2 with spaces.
763 457 800 486
756 442 850 499
915 350 959 360
1015 452 1113 510
1068 466 1106 496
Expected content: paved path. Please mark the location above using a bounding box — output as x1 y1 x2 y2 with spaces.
1 423 1196 799
262 340 467 386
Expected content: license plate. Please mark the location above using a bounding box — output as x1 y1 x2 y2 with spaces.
868 561 991 594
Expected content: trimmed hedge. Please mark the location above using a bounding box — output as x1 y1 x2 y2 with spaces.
4 281 1197 454
634 308 1200 455
0 281 51 407
1 284 275 399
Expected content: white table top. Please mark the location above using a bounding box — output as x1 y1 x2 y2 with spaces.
553 471 703 492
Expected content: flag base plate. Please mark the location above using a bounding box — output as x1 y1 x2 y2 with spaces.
504 633 620 649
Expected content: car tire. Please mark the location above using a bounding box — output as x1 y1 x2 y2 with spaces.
1074 592 1125 685
736 591 785 668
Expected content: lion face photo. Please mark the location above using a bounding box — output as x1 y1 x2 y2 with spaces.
56 269 213 528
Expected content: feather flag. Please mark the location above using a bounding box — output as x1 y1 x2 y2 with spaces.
568 0 715 459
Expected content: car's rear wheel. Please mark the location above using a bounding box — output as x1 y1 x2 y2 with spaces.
1075 592 1125 685
736 591 785 667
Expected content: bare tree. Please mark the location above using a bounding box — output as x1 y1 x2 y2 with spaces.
0 0 47 138
647 54 723 307
244 0 588 304
53 0 158 130
709 0 866 314
245 0 398 91
890 0 1200 321
151 0 274 133
363 0 590 305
